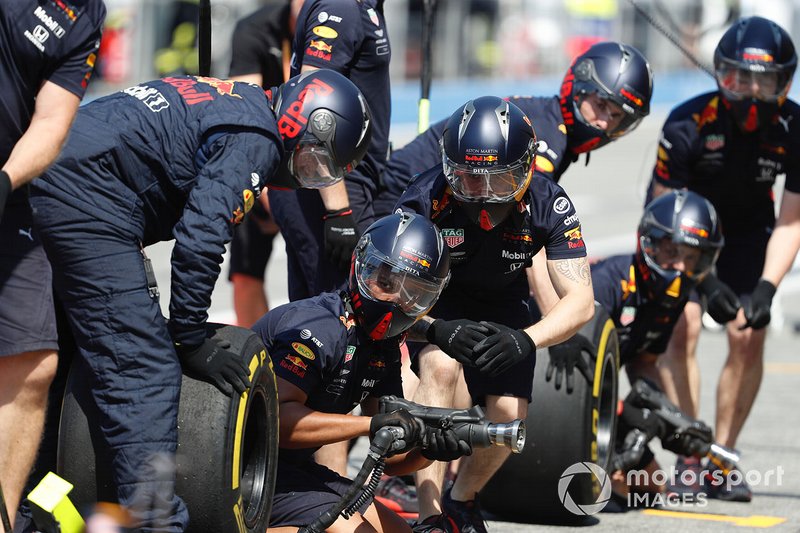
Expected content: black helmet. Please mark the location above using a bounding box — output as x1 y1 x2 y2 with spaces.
350 212 451 340
268 69 372 189
559 42 653 154
636 191 723 307
440 96 537 231
714 16 797 132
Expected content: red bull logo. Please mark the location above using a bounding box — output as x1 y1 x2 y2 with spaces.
743 50 774 63
693 97 719 129
196 76 242 99
680 224 709 238
164 77 215 105
278 77 334 139
310 40 333 53
284 355 308 370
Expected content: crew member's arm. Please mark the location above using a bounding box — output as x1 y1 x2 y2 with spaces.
2 82 80 189
523 255 595 347
762 189 800 287
361 397 432 476
527 249 560 315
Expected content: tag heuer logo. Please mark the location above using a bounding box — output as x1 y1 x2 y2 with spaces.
441 228 464 248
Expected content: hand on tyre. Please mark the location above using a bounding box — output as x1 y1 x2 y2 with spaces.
323 208 359 271
370 409 422 454
425 319 490 366
420 427 472 462
473 322 536 377
545 333 594 393
698 274 741 324
742 279 777 330
176 338 251 395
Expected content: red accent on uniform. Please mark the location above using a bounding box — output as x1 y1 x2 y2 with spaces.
744 104 759 132
479 209 493 231
572 137 601 154
617 400 624 416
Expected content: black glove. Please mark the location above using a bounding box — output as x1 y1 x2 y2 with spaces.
661 422 713 457
698 274 741 324
323 207 359 271
473 322 536 377
176 338 251 396
420 427 473 462
545 333 594 393
370 409 422 454
742 278 777 330
0 170 11 223
425 319 490 366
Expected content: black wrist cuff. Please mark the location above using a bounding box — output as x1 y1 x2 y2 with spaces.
424 320 439 343
517 330 537 351
757 278 777 298
324 207 353 219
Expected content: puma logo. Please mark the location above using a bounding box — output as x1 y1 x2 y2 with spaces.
18 227 33 241
778 115 793 132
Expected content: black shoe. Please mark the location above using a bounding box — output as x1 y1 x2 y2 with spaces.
412 513 456 533
441 488 488 533
706 464 753 502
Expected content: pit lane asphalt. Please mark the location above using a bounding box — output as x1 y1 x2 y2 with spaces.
147 110 800 532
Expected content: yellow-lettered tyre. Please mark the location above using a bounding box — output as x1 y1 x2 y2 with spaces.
57 324 279 533
480 302 619 523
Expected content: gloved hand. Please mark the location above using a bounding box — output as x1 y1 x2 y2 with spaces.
0 170 11 222
176 338 251 396
610 428 650 472
323 207 359 271
420 427 473 462
425 319 490 366
661 422 713 457
545 333 594 393
742 278 777 330
473 322 536 377
697 274 741 324
370 409 422 455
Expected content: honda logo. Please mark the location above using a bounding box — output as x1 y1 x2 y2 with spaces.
32 25 49 43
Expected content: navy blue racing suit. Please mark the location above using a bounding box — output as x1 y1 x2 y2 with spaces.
29 77 283 532
648 92 800 296
268 0 392 301
252 291 403 527
396 169 587 403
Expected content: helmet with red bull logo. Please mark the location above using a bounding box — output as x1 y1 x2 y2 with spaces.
441 96 537 231
636 190 723 307
268 69 372 189
560 42 653 154
349 212 451 340
714 16 797 132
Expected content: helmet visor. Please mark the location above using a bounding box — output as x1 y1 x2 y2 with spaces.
442 145 534 202
715 58 792 102
355 242 448 317
288 136 346 189
640 235 719 280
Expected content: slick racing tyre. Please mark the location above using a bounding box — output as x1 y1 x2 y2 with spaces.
480 303 619 523
57 323 279 533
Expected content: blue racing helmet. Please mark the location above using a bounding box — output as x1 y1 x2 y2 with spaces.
714 16 797 132
636 190 724 307
349 212 451 340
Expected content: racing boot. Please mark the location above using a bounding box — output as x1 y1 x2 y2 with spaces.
374 475 419 520
706 463 753 502
412 513 456 533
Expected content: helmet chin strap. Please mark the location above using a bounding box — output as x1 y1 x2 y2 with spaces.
479 209 494 231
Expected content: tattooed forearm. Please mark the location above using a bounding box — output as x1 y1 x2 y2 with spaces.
553 257 591 288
